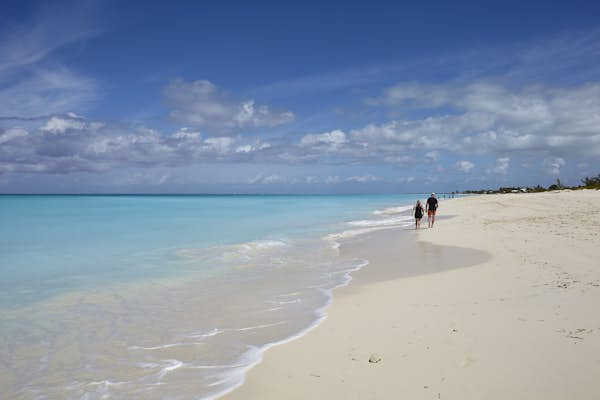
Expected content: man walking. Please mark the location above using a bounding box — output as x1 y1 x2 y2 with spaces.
426 192 438 228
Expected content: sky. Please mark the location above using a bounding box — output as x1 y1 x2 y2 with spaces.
1 0 599 194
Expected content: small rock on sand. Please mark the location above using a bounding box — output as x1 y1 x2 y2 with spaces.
368 353 382 363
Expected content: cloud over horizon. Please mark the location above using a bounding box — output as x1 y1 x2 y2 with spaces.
1 3 600 192
2 76 600 187
164 79 295 131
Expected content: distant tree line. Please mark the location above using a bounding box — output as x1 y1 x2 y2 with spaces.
462 173 600 194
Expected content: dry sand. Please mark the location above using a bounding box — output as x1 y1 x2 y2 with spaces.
224 190 600 399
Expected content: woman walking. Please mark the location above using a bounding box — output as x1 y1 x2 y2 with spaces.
413 200 424 229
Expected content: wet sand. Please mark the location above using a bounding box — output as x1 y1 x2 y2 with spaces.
224 190 600 399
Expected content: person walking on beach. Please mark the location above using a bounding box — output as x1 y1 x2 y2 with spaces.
426 192 438 228
413 200 424 229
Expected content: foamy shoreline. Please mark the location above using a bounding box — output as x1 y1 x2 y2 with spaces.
2 195 429 399
224 190 600 399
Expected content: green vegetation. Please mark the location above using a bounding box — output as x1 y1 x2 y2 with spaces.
581 173 600 189
463 173 600 194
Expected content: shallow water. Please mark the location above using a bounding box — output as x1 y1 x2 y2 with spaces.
0 194 429 399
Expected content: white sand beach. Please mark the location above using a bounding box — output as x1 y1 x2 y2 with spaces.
225 190 600 399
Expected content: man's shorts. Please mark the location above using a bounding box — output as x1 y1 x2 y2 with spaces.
428 209 436 217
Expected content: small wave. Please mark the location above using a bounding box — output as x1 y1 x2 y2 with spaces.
277 291 301 298
195 258 371 400
259 306 284 313
137 359 185 379
185 328 223 339
275 299 301 305
176 240 288 262
323 226 389 241
86 380 129 388
222 240 287 257
348 215 412 227
218 240 289 265
372 205 413 216
129 342 203 351
158 359 184 379
230 321 288 332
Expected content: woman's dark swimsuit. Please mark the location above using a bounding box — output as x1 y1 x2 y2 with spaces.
415 206 423 219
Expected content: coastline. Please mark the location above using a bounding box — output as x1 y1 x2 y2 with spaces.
224 190 600 399
0 194 423 399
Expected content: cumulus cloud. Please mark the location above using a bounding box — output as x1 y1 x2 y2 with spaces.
40 115 87 133
164 79 294 130
488 157 510 174
455 160 475 173
3 79 600 180
261 174 286 184
424 151 440 162
383 155 414 165
247 172 287 184
542 157 566 175
0 114 277 174
396 176 415 184
359 82 600 159
300 129 346 149
345 174 379 183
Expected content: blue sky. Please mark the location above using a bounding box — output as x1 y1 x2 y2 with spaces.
1 0 599 193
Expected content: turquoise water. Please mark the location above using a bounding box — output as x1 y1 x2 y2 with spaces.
1 195 422 306
0 194 431 399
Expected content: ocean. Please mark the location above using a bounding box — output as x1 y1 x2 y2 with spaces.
0 194 431 399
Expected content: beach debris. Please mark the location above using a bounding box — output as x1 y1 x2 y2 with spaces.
368 353 382 363
460 356 475 368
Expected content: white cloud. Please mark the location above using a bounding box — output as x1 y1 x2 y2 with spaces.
234 100 294 128
247 172 287 184
300 130 347 148
0 4 99 118
204 137 234 154
325 175 341 184
40 116 86 134
345 174 379 183
396 176 415 184
0 127 28 144
371 82 453 107
3 77 600 181
455 160 475 173
235 144 253 153
488 157 510 174
127 172 170 185
424 151 439 162
357 82 600 160
383 155 414 164
164 79 294 130
542 157 566 175
261 174 286 184
0 114 281 173
0 64 97 119
172 128 201 140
